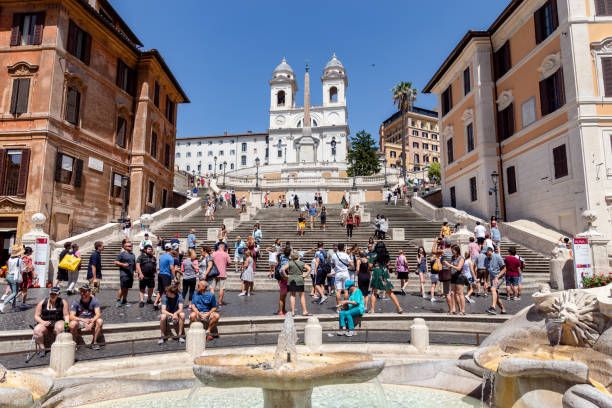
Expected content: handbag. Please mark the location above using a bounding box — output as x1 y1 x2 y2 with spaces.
59 254 81 272
431 257 442 273
206 257 220 279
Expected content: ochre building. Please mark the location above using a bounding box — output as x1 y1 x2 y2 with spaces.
0 0 188 261
423 0 612 255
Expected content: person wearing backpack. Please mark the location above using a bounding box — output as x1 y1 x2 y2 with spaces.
312 242 329 305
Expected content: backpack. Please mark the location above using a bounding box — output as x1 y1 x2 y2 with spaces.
274 261 283 281
317 251 331 276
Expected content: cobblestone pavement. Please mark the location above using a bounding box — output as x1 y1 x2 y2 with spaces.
0 287 533 331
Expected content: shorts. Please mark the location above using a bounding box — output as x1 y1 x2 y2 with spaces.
158 274 172 293
278 279 288 294
298 222 306 229
467 276 476 285
506 275 520 286
234 253 244 263
56 269 69 282
315 270 327 286
214 277 226 291
417 267 427 274
327 275 335 287
120 274 134 289
430 273 439 283
477 237 485 245
334 274 349 291
489 273 499 288
88 278 100 295
442 281 451 295
139 277 155 290
451 273 467 285
287 281 304 292
476 269 488 282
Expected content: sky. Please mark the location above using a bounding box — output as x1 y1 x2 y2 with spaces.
109 0 509 141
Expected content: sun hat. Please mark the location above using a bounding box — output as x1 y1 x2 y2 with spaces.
10 244 24 257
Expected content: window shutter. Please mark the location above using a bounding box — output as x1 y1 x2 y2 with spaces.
504 42 511 73
83 32 92 65
9 79 20 114
507 166 517 194
33 12 45 45
116 59 125 88
0 149 6 195
125 178 131 205
551 0 559 30
507 103 515 138
65 89 77 124
15 78 30 114
67 20 76 55
534 6 544 44
16 148 30 196
54 152 62 182
595 0 612 15
602 58 612 97
539 79 549 116
10 14 21 46
73 158 83 187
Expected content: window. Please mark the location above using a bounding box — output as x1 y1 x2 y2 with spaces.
219 163 223 170
198 141 201 146
65 87 81 125
539 68 565 116
450 186 456 208
197 151 202 157
208 141 212 145
11 12 45 46
277 147 282 158
0 149 30 196
413 142 419 148
231 149 236 155
466 123 475 152
151 131 157 158
423 143 429 150
240 155 247 166
197 164 201 172
463 67 471 95
432 134 438 140
441 85 453 115
521 97 537 128
116 59 135 95
116 117 128 148
208 151 213 156
552 144 568 179
390 151 396 158
208 164 212 171
497 104 515 141
54 153 74 185
175 152 180 158
186 165 190 171
595 0 612 15
9 78 30 115
165 96 175 124
154 82 160 107
422 132 428 138
432 145 438 152
277 90 285 106
162 189 167 207
414 154 420 164
164 144 170 168
329 86 338 102
534 0 559 44
414 166 420 171
424 155 430 163
493 41 511 81
411 120 416 126
230 163 234 170
433 157 438 162
147 180 154 203
507 166 517 194
186 152 191 157
241 142 247 152
446 138 454 164
469 177 477 201
602 57 612 97
412 130 419 136
66 20 91 64
219 150 224 156
111 173 124 199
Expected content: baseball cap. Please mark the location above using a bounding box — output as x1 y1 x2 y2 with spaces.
171 242 179 250
49 287 61 294
164 243 172 250
144 233 149 237
79 284 91 291
345 280 355 289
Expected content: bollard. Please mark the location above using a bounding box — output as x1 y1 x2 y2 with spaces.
49 332 75 377
410 318 429 352
304 316 322 352
207 228 220 242
391 228 405 241
186 322 206 360
239 213 250 222
223 218 236 231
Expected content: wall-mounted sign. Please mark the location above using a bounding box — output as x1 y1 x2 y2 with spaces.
88 157 103 172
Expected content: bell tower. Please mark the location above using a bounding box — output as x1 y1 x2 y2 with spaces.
321 53 347 108
270 58 297 113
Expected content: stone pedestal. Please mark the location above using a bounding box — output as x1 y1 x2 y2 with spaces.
240 213 250 223
250 191 263 209
391 228 404 241
304 316 322 352
550 248 574 290
348 190 360 207
361 212 371 224
21 213 53 287
576 210 611 277
263 388 312 408
450 210 472 254
247 206 257 217
410 318 429 352
50 333 75 377
207 228 220 242
223 218 236 232
186 322 206 360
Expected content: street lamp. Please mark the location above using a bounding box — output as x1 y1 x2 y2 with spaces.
284 147 287 164
213 156 217 178
222 161 227 188
381 156 389 188
191 170 196 189
351 155 357 190
255 157 261 191
490 171 501 220
119 174 129 223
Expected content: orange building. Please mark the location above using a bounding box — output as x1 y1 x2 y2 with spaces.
424 0 612 254
0 0 188 261
378 107 440 173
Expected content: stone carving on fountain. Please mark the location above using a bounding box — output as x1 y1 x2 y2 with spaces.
546 290 605 347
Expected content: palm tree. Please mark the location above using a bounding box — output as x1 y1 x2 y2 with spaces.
392 82 418 180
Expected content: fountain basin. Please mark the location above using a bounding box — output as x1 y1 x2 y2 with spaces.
0 370 54 408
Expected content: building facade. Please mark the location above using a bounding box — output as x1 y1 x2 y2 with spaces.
0 0 188 258
423 0 612 254
379 107 440 172
175 54 350 177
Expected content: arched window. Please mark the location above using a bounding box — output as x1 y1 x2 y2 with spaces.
186 165 191 171
329 86 338 103
312 119 318 127
277 90 285 106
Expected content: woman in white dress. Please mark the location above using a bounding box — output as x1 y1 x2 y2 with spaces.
239 251 254 296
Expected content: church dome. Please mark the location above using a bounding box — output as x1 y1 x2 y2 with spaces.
325 53 344 71
273 58 294 75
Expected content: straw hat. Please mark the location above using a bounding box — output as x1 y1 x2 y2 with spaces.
10 244 24 257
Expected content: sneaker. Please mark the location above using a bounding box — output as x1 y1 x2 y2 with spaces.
116 301 122 307
153 305 159 311
515 296 521 301
152 293 157 298
0 295 5 301
139 301 144 308
465 295 475 304
179 337 185 344
400 288 407 296
311 297 320 303
345 331 355 337
337 330 346 336
247 293 252 296
486 307 497 315
422 294 429 299
238 292 246 296
508 296 514 301
38 350 46 358
158 338 165 345
318 295 328 305
430 297 436 303
91 343 101 350
147 299 154 305
123 302 131 307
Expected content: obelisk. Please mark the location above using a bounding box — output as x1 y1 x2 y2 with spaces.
302 64 312 137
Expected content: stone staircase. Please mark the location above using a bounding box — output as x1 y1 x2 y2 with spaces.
75 202 550 291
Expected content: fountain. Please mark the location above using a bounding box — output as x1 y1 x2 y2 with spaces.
0 363 54 408
473 285 612 408
192 313 385 408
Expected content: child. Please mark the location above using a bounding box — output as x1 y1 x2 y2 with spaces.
266 240 281 279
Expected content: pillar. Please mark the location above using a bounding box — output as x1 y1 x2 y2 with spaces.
49 332 75 377
304 316 322 352
450 210 472 254
410 318 429 352
186 322 206 360
21 213 53 287
577 210 610 276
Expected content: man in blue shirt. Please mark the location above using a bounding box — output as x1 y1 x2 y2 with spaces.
485 247 507 315
190 281 219 340
234 236 246 273
187 229 197 249
308 204 318 230
154 244 175 311
87 241 104 296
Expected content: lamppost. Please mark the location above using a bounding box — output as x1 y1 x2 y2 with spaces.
255 157 261 190
284 147 287 164
351 155 357 190
119 174 129 223
490 171 501 220
222 161 227 188
331 138 337 162
381 156 389 188
213 156 218 178
191 170 196 189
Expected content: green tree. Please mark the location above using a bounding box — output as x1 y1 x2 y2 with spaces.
347 130 380 177
392 81 418 179
427 161 441 181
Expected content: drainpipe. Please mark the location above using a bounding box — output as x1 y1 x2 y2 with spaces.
489 37 508 221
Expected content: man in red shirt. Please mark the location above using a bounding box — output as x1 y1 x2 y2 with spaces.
503 246 522 301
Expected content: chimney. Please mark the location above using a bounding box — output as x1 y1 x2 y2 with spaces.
247 130 252 134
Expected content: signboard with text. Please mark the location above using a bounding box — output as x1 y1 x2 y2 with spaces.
572 237 592 289
34 237 49 287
